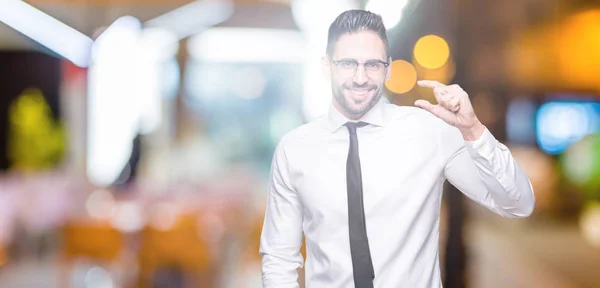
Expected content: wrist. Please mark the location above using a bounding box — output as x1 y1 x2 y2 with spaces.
460 121 485 141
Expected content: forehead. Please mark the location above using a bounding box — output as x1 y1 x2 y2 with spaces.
332 30 387 61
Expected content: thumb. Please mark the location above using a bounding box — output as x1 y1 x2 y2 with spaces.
414 99 454 120
414 99 436 112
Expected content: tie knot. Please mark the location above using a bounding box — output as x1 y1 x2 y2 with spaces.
345 121 368 135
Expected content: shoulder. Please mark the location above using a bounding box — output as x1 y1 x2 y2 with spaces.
275 115 328 154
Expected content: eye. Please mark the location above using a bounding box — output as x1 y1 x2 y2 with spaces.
339 60 357 69
365 62 382 70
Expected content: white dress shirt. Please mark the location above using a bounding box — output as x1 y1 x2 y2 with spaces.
260 98 535 288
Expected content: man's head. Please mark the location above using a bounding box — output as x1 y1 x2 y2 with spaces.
323 10 391 119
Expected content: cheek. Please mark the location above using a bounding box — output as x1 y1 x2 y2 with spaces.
332 76 348 88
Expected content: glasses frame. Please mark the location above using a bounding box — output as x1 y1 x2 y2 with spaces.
329 57 390 77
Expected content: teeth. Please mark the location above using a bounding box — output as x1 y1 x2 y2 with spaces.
353 90 368 95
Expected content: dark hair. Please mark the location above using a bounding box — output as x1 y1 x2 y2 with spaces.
326 10 389 58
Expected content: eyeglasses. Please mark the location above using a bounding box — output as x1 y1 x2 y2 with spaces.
330 58 390 77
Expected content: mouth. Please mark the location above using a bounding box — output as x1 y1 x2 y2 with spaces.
347 87 374 101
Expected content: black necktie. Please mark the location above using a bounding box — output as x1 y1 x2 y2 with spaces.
345 121 375 288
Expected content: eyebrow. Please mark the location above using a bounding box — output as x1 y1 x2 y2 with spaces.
334 58 387 62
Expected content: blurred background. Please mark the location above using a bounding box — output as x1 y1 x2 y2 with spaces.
0 0 599 287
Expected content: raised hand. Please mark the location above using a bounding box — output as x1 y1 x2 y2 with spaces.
415 80 485 141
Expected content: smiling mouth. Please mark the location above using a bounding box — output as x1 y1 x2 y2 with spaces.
352 89 370 95
348 87 373 99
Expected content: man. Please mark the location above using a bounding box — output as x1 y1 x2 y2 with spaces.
260 10 535 288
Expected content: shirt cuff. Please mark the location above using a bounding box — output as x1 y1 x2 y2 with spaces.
465 127 497 159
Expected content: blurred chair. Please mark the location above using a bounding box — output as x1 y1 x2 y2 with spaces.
59 220 124 287
137 213 212 288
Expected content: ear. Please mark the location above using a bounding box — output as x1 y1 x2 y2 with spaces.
321 55 332 82
385 56 393 81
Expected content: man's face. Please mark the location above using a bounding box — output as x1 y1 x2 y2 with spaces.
324 31 391 119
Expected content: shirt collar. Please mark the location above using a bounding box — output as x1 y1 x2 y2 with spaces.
327 97 386 133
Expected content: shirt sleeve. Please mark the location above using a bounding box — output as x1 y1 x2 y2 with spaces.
441 123 536 218
260 138 305 287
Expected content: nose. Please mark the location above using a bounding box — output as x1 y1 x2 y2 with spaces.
353 65 368 85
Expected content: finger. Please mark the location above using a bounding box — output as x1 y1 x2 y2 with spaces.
414 99 435 111
438 94 460 112
446 85 464 97
433 87 449 99
432 87 452 107
414 99 456 120
417 80 446 89
450 95 462 111
444 85 465 111
445 99 460 112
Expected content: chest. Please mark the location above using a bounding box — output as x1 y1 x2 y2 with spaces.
290 126 443 220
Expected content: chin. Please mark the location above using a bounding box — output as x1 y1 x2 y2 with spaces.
344 91 376 111
333 85 381 117
342 99 372 116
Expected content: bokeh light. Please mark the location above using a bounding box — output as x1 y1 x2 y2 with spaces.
413 56 455 85
385 60 417 94
536 101 600 155
85 189 115 220
506 99 538 145
110 202 144 233
365 0 410 30
560 134 600 199
579 202 600 248
231 67 266 100
505 9 600 92
555 10 600 90
413 35 450 69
